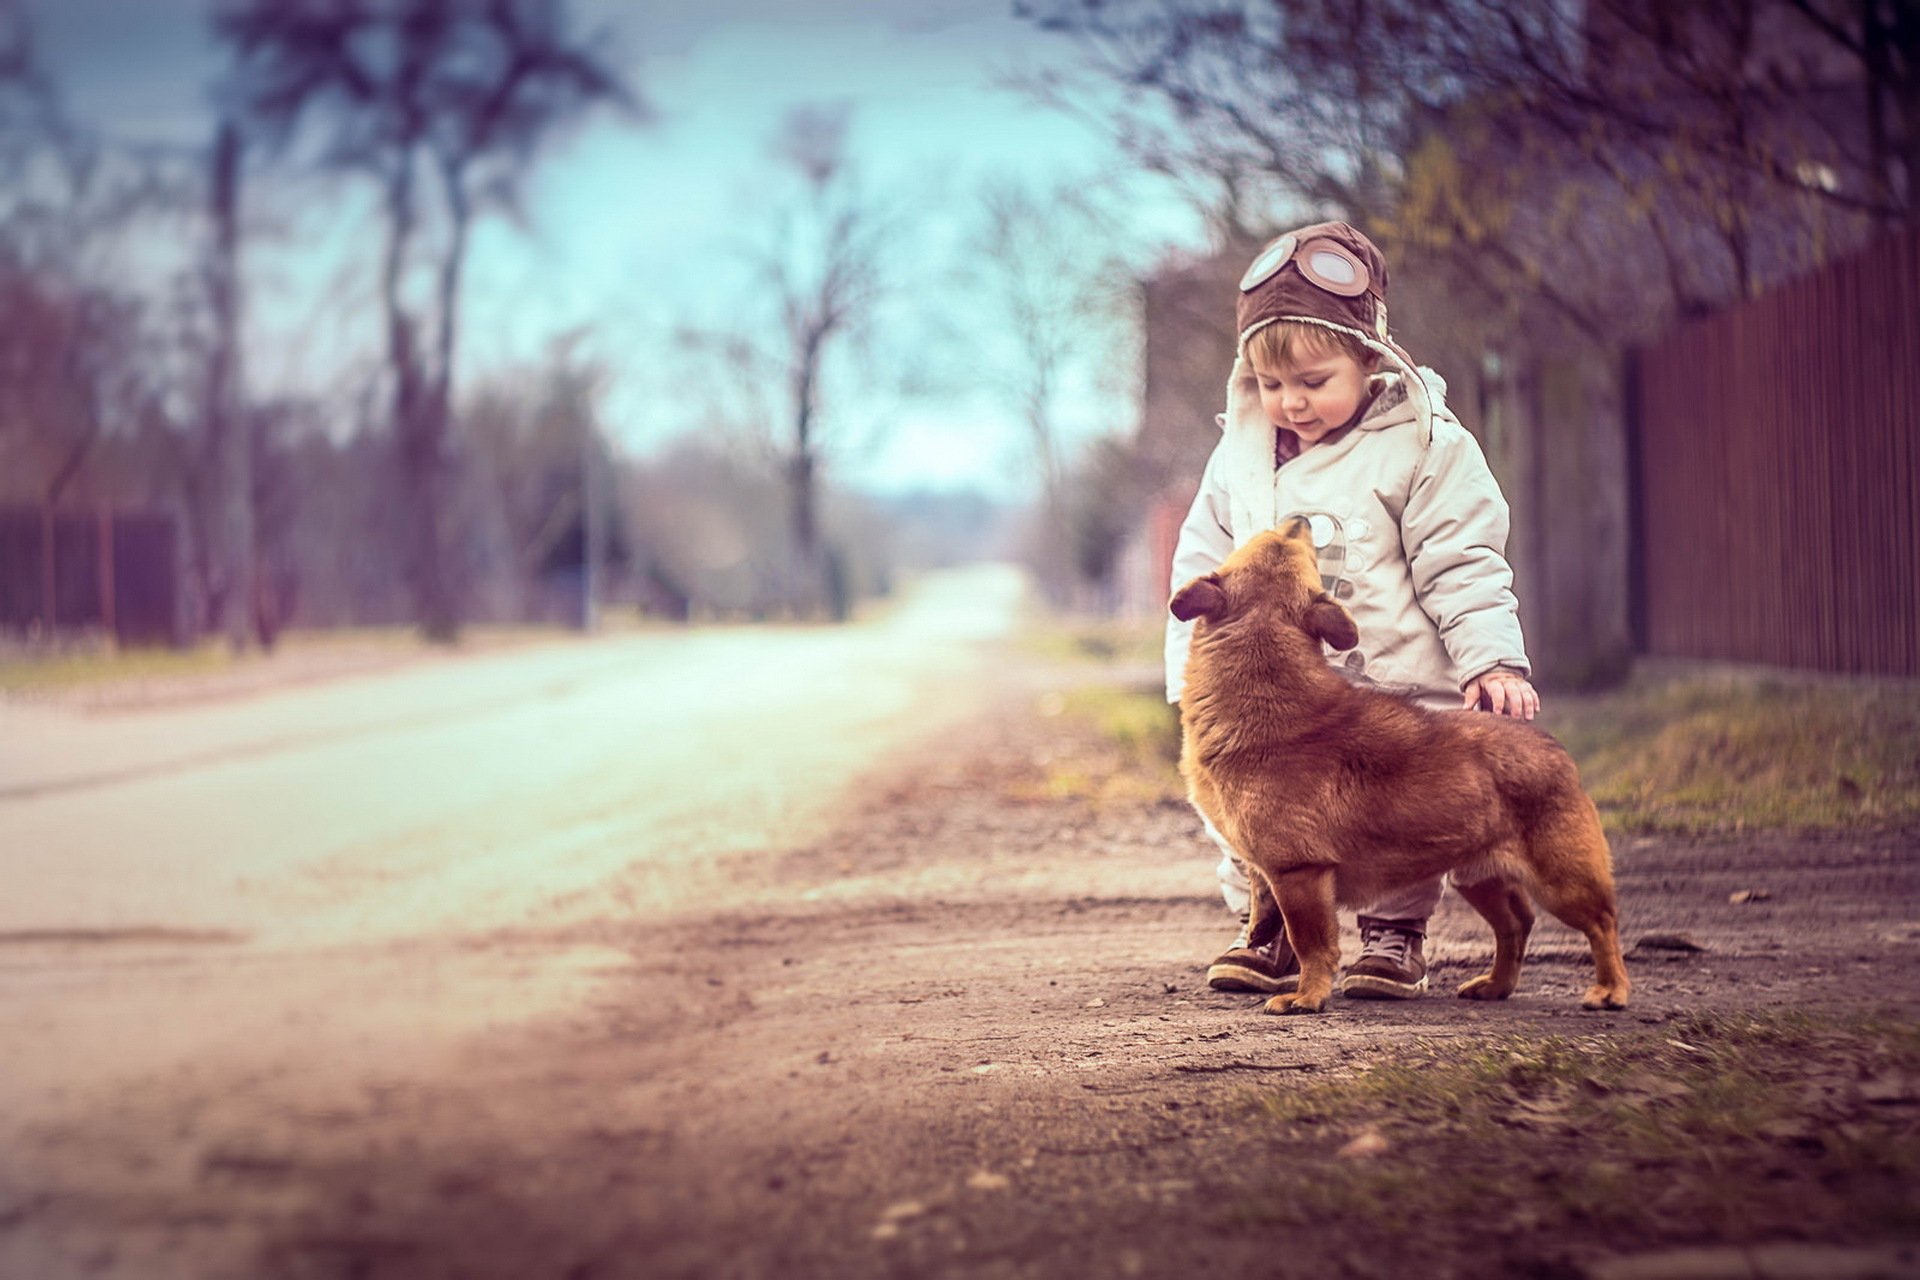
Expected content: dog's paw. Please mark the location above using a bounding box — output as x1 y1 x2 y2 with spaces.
1580 985 1630 1011
1262 993 1326 1015
1456 973 1514 1001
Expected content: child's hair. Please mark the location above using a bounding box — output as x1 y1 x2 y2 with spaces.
1245 320 1378 374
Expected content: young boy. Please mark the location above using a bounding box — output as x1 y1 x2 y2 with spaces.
1164 221 1539 1000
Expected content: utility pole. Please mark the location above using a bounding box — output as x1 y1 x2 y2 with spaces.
208 116 254 652
580 405 602 633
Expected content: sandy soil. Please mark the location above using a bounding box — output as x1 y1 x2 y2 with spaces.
4 662 1918 1280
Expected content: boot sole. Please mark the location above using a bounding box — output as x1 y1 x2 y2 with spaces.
1340 973 1429 1000
1207 961 1301 994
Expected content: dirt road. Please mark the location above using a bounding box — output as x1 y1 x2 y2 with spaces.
3 611 1919 1279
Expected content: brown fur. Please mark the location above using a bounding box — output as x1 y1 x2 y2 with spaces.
1172 519 1631 1015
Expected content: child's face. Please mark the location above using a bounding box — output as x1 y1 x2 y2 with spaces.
1252 347 1374 445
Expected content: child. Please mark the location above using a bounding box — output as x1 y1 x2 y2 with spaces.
1164 221 1538 1001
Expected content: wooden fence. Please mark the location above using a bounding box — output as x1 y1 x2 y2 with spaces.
0 506 181 645
1627 224 1920 676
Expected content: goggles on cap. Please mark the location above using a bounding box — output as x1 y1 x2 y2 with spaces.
1238 233 1374 299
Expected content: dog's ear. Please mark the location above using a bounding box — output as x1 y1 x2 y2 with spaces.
1304 593 1359 650
1170 573 1227 622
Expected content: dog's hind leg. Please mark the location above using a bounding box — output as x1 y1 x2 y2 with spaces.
1542 893 1631 1010
1450 876 1534 1001
1261 866 1339 1016
1526 815 1632 1010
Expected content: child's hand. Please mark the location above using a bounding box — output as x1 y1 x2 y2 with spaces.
1462 669 1539 720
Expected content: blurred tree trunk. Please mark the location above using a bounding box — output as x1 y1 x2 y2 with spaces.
216 0 641 643
767 106 883 621
206 117 255 652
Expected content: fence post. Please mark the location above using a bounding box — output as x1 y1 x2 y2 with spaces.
40 502 55 633
98 504 117 643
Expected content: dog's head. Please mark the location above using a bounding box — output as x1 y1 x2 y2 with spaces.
1169 518 1359 651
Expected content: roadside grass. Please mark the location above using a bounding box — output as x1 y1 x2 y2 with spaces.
1020 617 1165 668
1034 617 1920 835
1020 619 1182 805
1028 686 1182 806
1242 1010 1920 1259
0 639 236 693
0 624 571 695
1544 671 1920 834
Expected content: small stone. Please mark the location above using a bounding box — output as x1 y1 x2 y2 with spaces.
1729 888 1773 904
1635 932 1706 952
1085 997 1107 1008
966 1170 1010 1191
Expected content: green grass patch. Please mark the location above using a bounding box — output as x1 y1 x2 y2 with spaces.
0 641 236 693
1060 686 1181 771
1246 1010 1920 1255
1546 672 1920 834
1021 618 1164 668
1028 685 1182 806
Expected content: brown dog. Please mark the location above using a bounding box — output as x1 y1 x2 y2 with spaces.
1172 520 1630 1015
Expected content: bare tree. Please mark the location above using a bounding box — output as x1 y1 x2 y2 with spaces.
215 0 641 640
965 178 1134 604
766 105 889 619
455 337 613 628
1020 0 1912 347
671 105 890 620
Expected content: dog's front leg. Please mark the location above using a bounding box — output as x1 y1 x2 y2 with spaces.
1262 866 1340 1015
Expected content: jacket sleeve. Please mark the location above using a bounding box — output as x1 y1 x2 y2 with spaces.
1400 420 1532 687
1165 442 1237 704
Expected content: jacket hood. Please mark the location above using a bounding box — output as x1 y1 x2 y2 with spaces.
1354 366 1450 433
1212 358 1456 538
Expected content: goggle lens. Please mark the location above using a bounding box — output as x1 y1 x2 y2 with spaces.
1238 233 1296 291
1238 233 1371 299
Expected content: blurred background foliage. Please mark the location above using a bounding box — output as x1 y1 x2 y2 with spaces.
1 0 1913 673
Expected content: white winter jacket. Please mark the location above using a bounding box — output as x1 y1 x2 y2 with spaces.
1164 363 1530 707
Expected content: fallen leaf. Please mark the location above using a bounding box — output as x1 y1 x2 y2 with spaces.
967 1170 1011 1191
1729 888 1773 904
880 1200 927 1222
1336 1128 1389 1159
1759 1117 1820 1144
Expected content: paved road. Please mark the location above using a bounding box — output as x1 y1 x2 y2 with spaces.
0 565 1027 949
0 566 1027 1136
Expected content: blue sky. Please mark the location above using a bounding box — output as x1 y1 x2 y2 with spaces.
26 0 1208 500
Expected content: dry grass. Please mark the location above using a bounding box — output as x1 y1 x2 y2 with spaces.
1245 1011 1920 1258
1545 670 1920 834
1038 617 1920 836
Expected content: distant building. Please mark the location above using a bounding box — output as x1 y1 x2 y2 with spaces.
1110 239 1258 620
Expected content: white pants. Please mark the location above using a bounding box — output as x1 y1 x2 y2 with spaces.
1201 813 1444 923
